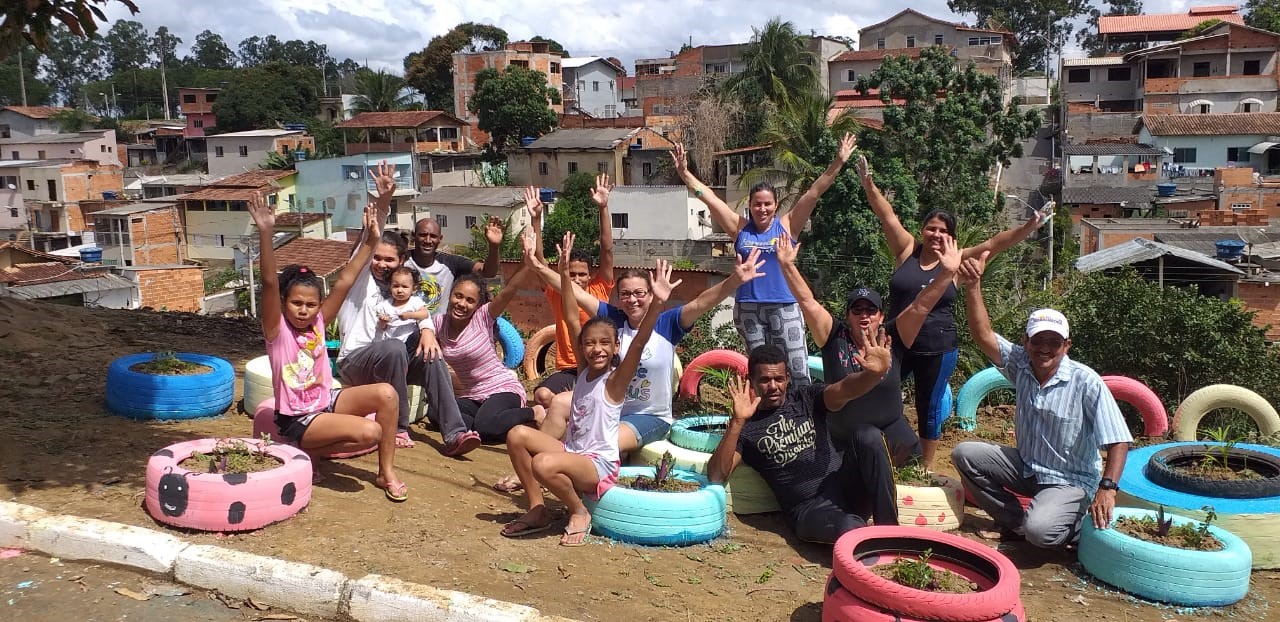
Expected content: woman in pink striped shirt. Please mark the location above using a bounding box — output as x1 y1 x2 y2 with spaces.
428 270 539 442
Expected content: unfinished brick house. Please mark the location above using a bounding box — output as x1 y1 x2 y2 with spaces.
91 202 185 267
452 41 564 124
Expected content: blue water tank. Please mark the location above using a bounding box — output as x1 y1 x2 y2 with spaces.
1156 183 1177 197
293 150 308 161
79 247 103 263
1215 240 1246 260
520 137 537 147
283 123 307 131
101 191 118 200
539 188 555 203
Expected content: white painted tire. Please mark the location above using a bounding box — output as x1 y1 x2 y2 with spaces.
895 474 965 531
632 439 780 515
1172 384 1280 441
243 356 274 414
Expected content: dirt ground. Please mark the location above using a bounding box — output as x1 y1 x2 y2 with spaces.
1 298 1275 621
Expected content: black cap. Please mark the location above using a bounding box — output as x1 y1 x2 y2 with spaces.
845 286 883 311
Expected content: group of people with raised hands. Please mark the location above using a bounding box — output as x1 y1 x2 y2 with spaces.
251 142 1129 552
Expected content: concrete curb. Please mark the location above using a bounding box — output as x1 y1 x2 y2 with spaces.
0 501 576 621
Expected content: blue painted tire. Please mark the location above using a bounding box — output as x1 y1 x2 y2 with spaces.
105 353 235 420
956 367 1013 432
669 415 729 453
586 466 727 546
808 355 824 379
495 317 524 369
1079 506 1252 606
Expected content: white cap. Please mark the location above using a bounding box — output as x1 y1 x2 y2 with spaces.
1026 308 1069 339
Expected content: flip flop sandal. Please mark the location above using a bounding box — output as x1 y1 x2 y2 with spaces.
395 430 415 448
500 519 553 538
379 480 408 502
492 475 524 493
559 527 590 547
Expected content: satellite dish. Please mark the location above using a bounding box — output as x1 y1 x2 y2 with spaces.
5 184 14 190
348 171 359 179
392 170 401 178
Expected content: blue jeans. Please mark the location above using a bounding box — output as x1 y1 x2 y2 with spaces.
621 414 671 446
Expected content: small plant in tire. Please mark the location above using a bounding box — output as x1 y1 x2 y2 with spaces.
1113 504 1223 551
130 350 211 375
181 438 281 475
873 547 978 594
617 451 700 492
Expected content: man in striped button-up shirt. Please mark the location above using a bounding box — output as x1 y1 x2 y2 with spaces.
952 253 1132 549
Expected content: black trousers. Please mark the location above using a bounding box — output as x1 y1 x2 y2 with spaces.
456 392 535 443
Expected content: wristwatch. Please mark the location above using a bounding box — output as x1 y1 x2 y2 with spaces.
1098 477 1119 491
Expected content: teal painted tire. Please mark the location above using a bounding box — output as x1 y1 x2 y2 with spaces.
105 353 234 420
586 466 727 546
669 415 729 453
808 355 824 379
955 367 1013 432
495 317 524 369
632 440 781 514
1079 507 1252 606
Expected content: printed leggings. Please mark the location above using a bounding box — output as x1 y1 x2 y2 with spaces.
896 345 959 441
735 301 810 386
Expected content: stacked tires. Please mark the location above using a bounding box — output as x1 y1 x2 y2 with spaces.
824 526 1025 621
632 414 780 514
106 353 234 420
585 466 726 546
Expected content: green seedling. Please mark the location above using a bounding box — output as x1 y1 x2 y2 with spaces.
887 548 936 590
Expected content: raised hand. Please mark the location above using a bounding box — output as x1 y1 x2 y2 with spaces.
523 186 543 222
851 323 892 376
735 247 766 283
856 154 871 180
485 216 504 246
939 234 961 275
671 143 690 178
556 230 576 274
590 173 613 209
372 160 396 199
650 259 683 303
728 374 760 422
246 193 275 230
957 251 991 288
775 231 800 265
836 132 857 164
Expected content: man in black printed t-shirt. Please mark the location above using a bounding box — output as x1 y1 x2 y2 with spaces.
707 337 894 545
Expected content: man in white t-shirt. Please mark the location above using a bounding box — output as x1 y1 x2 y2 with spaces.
404 217 501 317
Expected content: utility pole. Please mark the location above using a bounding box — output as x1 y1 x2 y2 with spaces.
17 48 27 106
160 52 171 120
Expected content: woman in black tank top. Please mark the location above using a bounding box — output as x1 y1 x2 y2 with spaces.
857 155 1046 469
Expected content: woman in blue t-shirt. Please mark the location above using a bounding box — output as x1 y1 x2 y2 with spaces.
673 133 856 386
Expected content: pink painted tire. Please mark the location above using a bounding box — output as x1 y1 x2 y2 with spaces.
251 398 376 460
1101 375 1168 437
832 526 1022 621
823 574 1025 621
678 349 748 400
144 438 311 532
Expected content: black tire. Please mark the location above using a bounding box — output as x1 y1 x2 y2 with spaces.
1145 444 1280 499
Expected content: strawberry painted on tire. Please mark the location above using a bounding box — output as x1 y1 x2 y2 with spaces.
823 574 1025 622
897 474 965 531
831 526 1022 622
145 438 311 532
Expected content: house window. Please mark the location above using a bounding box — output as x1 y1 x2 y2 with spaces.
969 36 1003 45
266 194 278 207
1172 147 1197 163
37 150 45 159
1193 62 1211 77
215 146 224 157
465 215 478 229
435 214 448 227
1107 67 1131 81
538 162 549 176
934 34 944 45
511 59 529 69
568 162 578 173
10 151 17 159
846 69 856 81
341 165 363 180
206 94 217 102
593 81 600 92
876 38 886 49
549 62 560 74
193 119 204 128
0 175 15 188
1228 147 1247 161
1198 104 1211 114
8 208 15 218
906 36 916 48
1067 68 1090 83
182 94 196 103
611 213 629 228
597 162 608 173
1243 102 1258 113
439 127 458 140
46 179 56 201
642 162 653 177
26 179 35 190
1243 60 1261 75
0 125 8 139
604 105 616 117
238 145 248 157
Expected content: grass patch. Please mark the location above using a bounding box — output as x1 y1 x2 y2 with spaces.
130 351 211 376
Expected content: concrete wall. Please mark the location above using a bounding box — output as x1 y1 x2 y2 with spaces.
1064 111 1142 143
607 186 712 240
1062 63 1139 104
0 111 58 138
1 131 118 166
1137 130 1269 172
207 136 278 179
431 204 528 249
564 61 625 118
508 150 620 188
453 47 564 123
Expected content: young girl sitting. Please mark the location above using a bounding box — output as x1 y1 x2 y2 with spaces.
501 231 677 546
375 266 429 343
248 196 408 502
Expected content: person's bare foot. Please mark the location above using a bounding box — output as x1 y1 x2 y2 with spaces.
560 511 592 547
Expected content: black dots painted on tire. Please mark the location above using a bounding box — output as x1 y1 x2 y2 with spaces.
223 473 248 485
227 501 246 525
281 482 297 505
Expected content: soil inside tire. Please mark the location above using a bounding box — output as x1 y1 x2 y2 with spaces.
1172 459 1264 480
179 449 282 474
1113 516 1224 551
129 361 213 375
871 562 978 594
617 475 702 493
690 422 727 435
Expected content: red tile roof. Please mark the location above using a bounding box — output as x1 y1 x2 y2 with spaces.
1 106 73 119
1143 112 1280 136
212 169 295 187
833 47 927 62
1099 7 1243 35
337 111 465 129
272 213 330 228
176 188 263 202
1 262 92 286
273 237 356 278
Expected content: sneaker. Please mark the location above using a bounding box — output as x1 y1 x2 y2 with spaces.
443 430 481 457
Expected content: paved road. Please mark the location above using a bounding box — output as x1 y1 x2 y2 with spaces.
1 550 318 622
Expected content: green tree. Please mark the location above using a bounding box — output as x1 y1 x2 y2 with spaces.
460 212 523 261
349 68 416 113
740 91 862 207
722 17 819 105
0 0 137 58
212 62 321 132
529 35 569 56
542 172 601 260
468 65 559 155
104 19 148 74
305 118 343 158
1178 19 1224 40
1077 0 1143 56
50 107 95 131
403 22 508 111
237 35 329 68
1246 0 1280 33
187 29 235 69
0 45 52 105
40 24 107 104
947 0 1088 74
150 25 181 68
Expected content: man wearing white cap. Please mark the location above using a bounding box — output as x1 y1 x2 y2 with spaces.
951 253 1131 549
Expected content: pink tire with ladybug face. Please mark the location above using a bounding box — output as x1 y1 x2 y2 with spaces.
145 438 312 532
896 473 965 531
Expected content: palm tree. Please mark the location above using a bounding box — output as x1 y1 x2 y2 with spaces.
738 91 861 208
349 69 417 114
723 17 820 106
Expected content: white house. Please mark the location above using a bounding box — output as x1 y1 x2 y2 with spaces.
561 57 628 118
0 106 69 139
294 152 417 231
406 186 528 249
205 129 315 179
0 130 119 166
1139 112 1280 175
606 186 714 241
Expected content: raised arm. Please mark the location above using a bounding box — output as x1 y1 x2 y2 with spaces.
473 216 502 277
322 203 380 321
895 235 960 349
523 232 601 314
782 132 854 235
707 374 755 484
858 155 915 264
963 203 1048 261
524 186 546 261
959 251 1001 365
822 323 893 412
775 232 833 346
591 173 616 282
558 232 587 369
605 259 680 403
246 194 280 341
673 143 745 235
676 247 764 330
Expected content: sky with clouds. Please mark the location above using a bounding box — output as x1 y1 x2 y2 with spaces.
104 0 1194 72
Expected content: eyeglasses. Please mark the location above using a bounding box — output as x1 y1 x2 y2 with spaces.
618 290 650 300
847 306 879 316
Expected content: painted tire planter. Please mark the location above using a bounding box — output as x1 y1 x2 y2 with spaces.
632 439 780 514
1118 441 1280 569
494 316 524 369
585 466 726 546
678 349 749 401
808 354 825 380
897 474 965 531
106 353 234 420
250 398 376 460
822 575 1025 622
243 355 274 415
1146 444 1280 499
670 415 729 453
1172 384 1280 441
831 526 1023 622
144 438 311 532
955 367 1014 432
1079 506 1252 606
521 325 558 380
1100 375 1168 437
